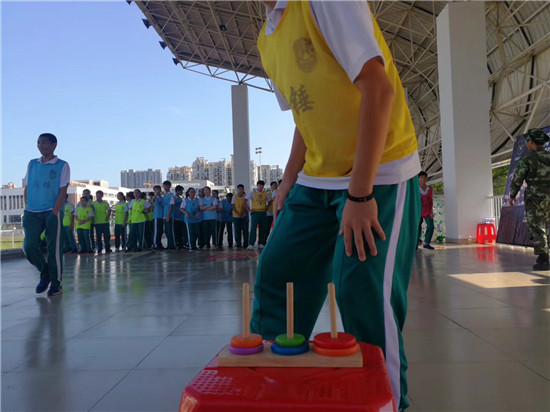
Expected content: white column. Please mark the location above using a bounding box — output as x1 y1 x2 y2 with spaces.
231 84 251 191
437 2 493 240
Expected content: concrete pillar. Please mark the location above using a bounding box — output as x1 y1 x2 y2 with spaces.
437 2 493 240
231 84 251 190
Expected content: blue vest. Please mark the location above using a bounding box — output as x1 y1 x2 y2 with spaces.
173 196 184 221
153 196 164 219
221 200 233 222
25 158 67 212
183 198 200 224
201 196 217 220
162 192 174 218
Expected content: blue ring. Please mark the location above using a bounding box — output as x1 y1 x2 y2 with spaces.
271 342 310 356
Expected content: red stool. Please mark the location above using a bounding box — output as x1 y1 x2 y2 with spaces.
476 223 496 244
179 342 396 411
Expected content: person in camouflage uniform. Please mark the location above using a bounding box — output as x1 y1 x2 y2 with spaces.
509 128 550 270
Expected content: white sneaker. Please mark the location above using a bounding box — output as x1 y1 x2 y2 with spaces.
258 244 264 249
247 245 254 250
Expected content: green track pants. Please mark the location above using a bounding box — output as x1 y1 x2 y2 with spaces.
251 178 419 410
23 210 64 288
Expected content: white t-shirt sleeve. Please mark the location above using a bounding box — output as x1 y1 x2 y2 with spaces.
246 191 254 201
231 197 236 205
170 196 175 205
181 199 187 209
310 1 385 83
23 161 32 186
213 198 218 207
60 163 70 187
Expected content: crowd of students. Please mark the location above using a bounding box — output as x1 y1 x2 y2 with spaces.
62 180 280 254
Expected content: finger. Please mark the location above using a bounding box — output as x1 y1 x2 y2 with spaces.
354 228 366 261
343 225 353 257
373 220 386 241
365 228 377 257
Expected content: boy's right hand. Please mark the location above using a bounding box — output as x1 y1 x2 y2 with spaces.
274 181 292 221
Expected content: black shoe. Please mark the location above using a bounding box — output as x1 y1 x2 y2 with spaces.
36 279 50 294
105 249 113 253
423 244 435 250
533 254 549 270
47 285 62 297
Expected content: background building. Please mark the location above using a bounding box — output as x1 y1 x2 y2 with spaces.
259 165 283 184
166 166 192 182
120 169 162 189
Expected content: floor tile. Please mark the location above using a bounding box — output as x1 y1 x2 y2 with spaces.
1 370 128 411
90 368 202 411
407 362 550 411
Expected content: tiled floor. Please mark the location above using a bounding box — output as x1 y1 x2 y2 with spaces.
1 244 549 411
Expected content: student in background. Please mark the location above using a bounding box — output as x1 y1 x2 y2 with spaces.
144 192 155 249
81 189 96 251
113 191 128 251
218 193 234 248
199 186 218 248
181 187 200 251
265 181 278 241
93 190 112 253
213 190 223 249
418 171 435 250
232 184 250 249
126 189 151 252
75 196 94 254
62 194 78 253
171 185 186 250
247 180 270 249
162 180 176 250
152 185 164 250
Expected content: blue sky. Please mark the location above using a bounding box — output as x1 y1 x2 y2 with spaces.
1 1 294 187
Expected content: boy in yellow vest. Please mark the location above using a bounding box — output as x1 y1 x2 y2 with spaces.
93 190 112 253
246 180 271 249
251 3 421 409
265 181 278 240
75 196 94 253
62 194 78 253
232 184 250 248
126 189 151 252
113 192 128 251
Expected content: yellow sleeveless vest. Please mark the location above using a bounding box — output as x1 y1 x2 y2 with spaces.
257 1 417 178
131 199 146 223
251 191 267 211
232 195 247 217
75 206 92 230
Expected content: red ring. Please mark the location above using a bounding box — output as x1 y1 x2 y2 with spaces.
313 332 357 349
313 344 359 357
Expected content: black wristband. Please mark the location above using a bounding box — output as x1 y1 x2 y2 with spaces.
347 191 375 202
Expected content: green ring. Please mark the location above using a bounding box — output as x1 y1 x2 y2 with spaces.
275 333 306 347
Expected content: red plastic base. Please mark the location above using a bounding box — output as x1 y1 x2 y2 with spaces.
179 342 396 412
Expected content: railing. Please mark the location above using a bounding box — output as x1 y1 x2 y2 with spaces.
489 195 505 229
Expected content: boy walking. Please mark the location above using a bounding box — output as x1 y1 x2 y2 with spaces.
250 3 421 410
23 133 70 296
